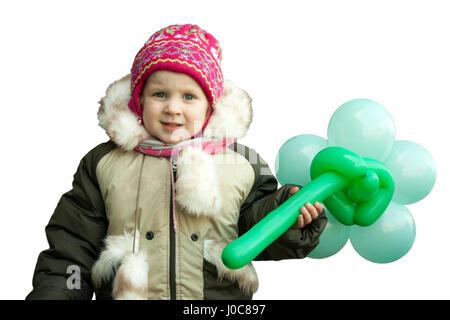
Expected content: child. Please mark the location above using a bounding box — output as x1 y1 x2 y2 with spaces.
26 24 326 300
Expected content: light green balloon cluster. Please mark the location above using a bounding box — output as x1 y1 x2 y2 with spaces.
222 99 436 267
222 146 395 270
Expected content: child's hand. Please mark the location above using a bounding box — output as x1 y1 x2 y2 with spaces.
288 186 324 229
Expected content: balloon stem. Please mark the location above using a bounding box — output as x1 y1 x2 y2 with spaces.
222 171 349 269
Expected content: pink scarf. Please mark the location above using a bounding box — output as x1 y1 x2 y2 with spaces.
135 136 235 157
134 136 236 232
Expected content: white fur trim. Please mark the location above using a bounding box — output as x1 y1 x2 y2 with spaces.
204 80 253 140
91 230 149 300
112 251 149 300
203 239 259 295
91 231 137 289
97 74 149 151
97 76 252 150
175 146 222 217
114 252 148 288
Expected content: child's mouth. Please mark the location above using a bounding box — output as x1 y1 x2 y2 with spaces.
162 122 183 131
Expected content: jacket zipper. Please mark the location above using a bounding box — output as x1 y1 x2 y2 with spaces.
169 163 176 300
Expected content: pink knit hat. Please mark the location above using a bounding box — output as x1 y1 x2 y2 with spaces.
128 24 224 124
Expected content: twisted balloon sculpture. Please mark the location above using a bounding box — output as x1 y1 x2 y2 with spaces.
222 99 436 269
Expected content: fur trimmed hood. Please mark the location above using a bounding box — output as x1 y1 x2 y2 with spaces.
97 74 253 151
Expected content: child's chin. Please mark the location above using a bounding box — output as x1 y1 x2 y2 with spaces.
165 129 190 143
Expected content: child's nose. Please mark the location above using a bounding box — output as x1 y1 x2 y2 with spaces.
164 98 182 114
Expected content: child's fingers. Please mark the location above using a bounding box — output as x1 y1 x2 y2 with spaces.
305 202 318 220
298 214 305 229
297 214 304 229
293 209 306 229
314 201 324 214
291 199 322 229
302 205 313 224
288 186 300 198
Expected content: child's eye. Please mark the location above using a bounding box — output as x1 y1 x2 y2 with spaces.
184 94 195 101
154 92 166 98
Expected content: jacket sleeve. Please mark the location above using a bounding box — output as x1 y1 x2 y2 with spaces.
237 145 327 261
26 141 116 300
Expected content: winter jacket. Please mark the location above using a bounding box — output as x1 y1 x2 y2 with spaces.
26 76 327 300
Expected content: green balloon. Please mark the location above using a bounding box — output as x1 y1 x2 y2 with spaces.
221 146 395 270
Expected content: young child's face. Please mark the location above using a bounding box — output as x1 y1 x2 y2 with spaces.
140 70 211 144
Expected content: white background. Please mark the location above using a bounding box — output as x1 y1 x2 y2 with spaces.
1 0 449 300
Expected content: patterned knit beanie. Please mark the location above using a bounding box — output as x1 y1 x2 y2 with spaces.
128 24 224 122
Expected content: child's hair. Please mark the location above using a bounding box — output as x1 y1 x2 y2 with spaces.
128 24 224 133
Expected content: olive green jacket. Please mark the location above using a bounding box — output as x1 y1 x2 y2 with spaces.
26 76 326 300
